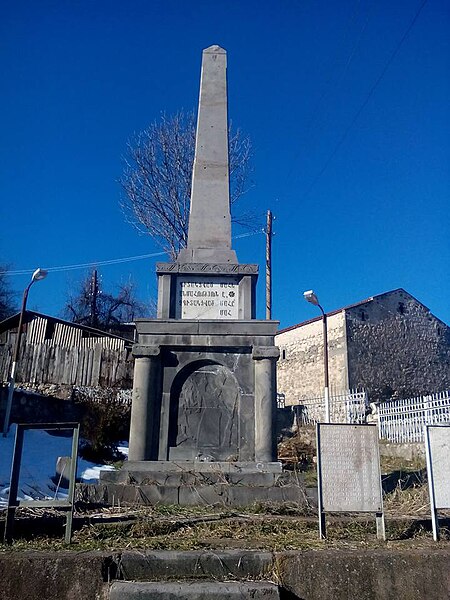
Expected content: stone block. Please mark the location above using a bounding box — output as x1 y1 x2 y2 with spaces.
119 549 273 581
110 581 280 599
0 551 112 600
101 469 281 487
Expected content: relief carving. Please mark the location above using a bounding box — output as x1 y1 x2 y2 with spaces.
170 363 239 460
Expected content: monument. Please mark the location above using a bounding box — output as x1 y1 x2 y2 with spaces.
95 46 307 506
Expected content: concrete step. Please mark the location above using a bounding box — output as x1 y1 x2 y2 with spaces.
118 550 274 581
110 580 280 599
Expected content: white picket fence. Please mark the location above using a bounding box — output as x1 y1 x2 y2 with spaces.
292 389 369 425
377 391 450 443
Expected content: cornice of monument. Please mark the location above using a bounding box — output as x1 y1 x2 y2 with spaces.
156 262 258 275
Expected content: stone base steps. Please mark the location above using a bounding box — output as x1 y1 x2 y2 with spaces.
77 480 316 507
76 461 316 508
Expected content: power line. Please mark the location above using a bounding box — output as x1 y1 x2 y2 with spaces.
301 0 428 200
285 0 370 182
1 231 262 277
1 251 166 276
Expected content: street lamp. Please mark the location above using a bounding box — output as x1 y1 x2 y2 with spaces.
303 290 330 422
2 268 48 436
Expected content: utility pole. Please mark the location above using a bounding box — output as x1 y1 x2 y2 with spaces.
90 269 99 329
265 210 274 320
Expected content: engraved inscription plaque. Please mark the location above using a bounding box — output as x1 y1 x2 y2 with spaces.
427 426 450 509
175 276 239 319
319 424 382 513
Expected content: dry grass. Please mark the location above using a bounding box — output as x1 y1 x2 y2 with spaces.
384 484 429 517
2 498 449 553
2 434 449 553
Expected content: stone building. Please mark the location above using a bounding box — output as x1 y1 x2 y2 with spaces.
276 288 450 404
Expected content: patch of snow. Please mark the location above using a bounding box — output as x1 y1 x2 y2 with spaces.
80 465 115 482
117 444 129 457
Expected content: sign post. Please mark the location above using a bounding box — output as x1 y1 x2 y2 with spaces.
316 423 385 540
424 424 450 541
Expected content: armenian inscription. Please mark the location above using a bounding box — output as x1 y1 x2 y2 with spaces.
175 276 240 319
319 424 382 513
427 426 450 509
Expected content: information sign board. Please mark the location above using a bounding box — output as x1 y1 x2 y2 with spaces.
318 424 383 513
425 425 450 541
426 426 450 509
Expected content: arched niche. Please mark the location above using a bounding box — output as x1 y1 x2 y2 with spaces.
168 360 240 461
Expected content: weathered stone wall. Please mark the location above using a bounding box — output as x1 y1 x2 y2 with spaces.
276 312 348 405
346 289 450 399
277 548 450 600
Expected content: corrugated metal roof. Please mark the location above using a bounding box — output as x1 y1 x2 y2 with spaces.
0 310 131 346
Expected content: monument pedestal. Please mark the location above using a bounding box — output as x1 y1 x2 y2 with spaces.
128 319 279 464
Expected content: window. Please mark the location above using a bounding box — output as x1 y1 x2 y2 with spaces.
398 302 406 315
44 320 55 340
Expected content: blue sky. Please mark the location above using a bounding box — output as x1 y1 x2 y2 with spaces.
1 0 448 329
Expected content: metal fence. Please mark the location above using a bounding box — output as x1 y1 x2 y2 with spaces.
291 389 368 425
377 391 450 443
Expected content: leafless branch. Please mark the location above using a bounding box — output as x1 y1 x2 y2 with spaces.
120 110 254 261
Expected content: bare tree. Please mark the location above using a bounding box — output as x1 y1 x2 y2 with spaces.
0 266 17 321
64 270 150 331
120 110 253 260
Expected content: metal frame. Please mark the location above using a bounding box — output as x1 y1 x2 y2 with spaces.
424 424 450 541
316 422 386 541
316 422 326 538
4 422 80 544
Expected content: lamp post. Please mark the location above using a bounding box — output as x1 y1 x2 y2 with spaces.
303 290 330 422
2 268 48 436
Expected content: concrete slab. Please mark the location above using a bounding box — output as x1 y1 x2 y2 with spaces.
109 580 280 599
119 550 274 581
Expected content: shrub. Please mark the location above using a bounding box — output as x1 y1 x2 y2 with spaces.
72 387 131 463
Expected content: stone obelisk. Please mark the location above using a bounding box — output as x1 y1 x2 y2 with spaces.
178 45 237 264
